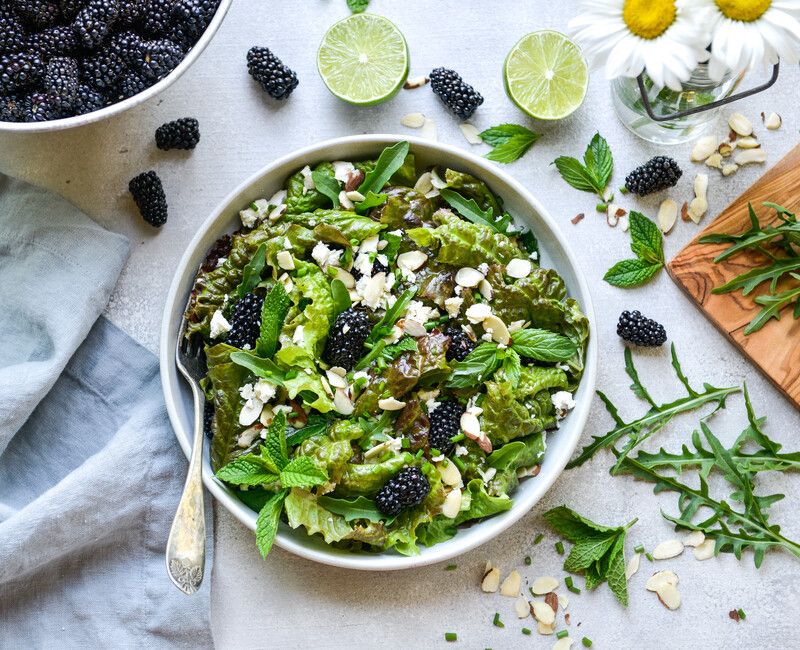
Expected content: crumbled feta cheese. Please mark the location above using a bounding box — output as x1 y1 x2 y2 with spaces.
477 262 489 275
332 161 355 183
529 250 539 261
481 332 493 341
426 398 441 413
508 320 526 334
505 222 518 234
283 237 293 250
358 272 386 310
268 189 287 207
383 325 403 344
300 165 315 194
404 300 439 326
253 379 277 403
353 251 374 277
352 370 370 383
465 303 492 324
278 272 294 293
454 444 468 457
239 208 258 228
312 241 342 269
556 363 569 372
444 297 463 318
216 257 227 268
551 390 576 418
209 310 231 339
478 467 497 484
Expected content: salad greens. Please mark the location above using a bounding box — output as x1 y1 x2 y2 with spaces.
185 141 589 557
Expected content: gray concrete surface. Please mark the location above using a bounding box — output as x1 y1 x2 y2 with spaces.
1 1 799 648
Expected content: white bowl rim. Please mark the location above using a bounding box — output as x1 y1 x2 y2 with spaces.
0 0 232 133
160 134 598 571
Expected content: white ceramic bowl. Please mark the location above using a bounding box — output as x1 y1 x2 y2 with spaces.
0 0 232 133
160 134 597 571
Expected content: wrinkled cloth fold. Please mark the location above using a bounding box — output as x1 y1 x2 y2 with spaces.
0 175 213 648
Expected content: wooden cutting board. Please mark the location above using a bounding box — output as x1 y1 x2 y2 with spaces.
667 143 800 410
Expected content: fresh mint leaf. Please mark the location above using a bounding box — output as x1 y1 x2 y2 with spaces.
603 258 662 288
446 342 501 389
311 170 341 208
279 456 328 488
357 141 410 198
256 284 291 358
553 156 603 194
356 191 388 213
502 348 521 384
511 328 577 362
286 414 329 447
230 351 286 385
562 535 618 572
216 457 279 486
479 124 540 164
330 278 351 320
383 337 418 361
235 243 267 298
255 488 289 558
265 411 289 470
543 505 618 541
628 211 664 265
479 123 535 147
439 187 496 230
583 133 613 191
317 495 385 523
346 0 369 13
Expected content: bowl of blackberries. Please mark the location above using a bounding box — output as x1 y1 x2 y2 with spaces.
0 0 231 130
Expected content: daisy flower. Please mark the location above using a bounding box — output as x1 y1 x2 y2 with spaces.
569 0 711 90
699 0 800 81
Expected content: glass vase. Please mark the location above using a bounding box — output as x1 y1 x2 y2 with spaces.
611 64 744 145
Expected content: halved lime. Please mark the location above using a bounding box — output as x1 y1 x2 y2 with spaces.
503 30 588 121
317 14 409 106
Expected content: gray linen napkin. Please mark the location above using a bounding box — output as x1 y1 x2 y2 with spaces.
0 175 213 648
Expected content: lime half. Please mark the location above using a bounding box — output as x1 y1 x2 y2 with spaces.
318 14 409 106
503 30 588 120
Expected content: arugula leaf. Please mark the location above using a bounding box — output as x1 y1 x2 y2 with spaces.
511 328 577 362
330 278 351 320
745 280 800 335
357 141 410 199
235 243 266 298
365 287 416 345
317 495 385 522
446 343 502 388
286 413 329 447
544 505 635 606
230 350 286 385
356 191 388 213
255 488 289 558
439 187 496 230
346 0 369 12
256 283 291 358
479 124 540 164
603 258 662 288
311 170 341 208
604 212 664 288
279 456 328 488
553 134 613 201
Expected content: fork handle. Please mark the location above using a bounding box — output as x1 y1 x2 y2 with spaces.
165 382 206 595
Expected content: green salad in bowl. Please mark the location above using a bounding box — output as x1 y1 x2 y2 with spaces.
183 140 589 558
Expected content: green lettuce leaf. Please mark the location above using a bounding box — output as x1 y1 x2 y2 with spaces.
417 516 458 547
487 433 546 471
285 162 336 214
299 434 354 491
455 478 512 524
206 345 252 471
482 374 560 445
284 209 384 242
337 452 415 496
443 168 503 215
373 186 434 228
489 267 568 323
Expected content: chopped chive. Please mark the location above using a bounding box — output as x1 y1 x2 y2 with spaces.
582 637 593 647
524 556 531 565
634 543 645 554
619 185 629 194
492 612 504 628
556 630 568 640
430 448 442 457
521 628 531 636
606 192 614 203
596 202 607 212
415 449 424 459
401 438 410 448
565 576 581 594
422 461 433 474
452 457 467 473
534 533 544 545
737 608 746 620
445 564 457 571
425 321 437 331
555 541 565 555
645 552 654 562
444 632 457 642
450 433 465 443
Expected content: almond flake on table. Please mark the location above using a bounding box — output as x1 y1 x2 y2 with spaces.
400 112 426 128
531 600 555 625
652 539 684 560
500 570 522 597
625 552 641 579
531 576 559 595
693 539 715 560
683 530 705 547
459 122 483 144
481 566 500 593
515 595 531 618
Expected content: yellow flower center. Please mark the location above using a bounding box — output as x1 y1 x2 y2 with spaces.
623 0 677 39
715 0 771 22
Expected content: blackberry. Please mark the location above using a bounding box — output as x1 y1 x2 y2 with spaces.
138 0 174 37
246 46 298 100
0 52 43 93
13 0 61 29
155 116 200 149
74 83 106 113
375 467 430 517
371 258 389 276
72 0 120 50
172 0 218 39
59 0 85 21
429 67 483 119
128 170 168 226
428 399 463 454
136 38 182 80
624 156 682 196
322 308 371 371
203 400 215 439
27 26 77 56
445 327 475 362
23 91 60 121
43 56 79 108
617 310 667 347
81 49 126 88
200 233 232 272
226 292 264 350
117 0 145 26
0 16 28 54
115 68 147 98
0 95 25 122
108 29 144 63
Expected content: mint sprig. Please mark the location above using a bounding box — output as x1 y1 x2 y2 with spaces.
553 133 613 201
346 0 369 12
479 123 540 164
603 211 664 288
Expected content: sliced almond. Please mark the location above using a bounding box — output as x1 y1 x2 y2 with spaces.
346 190 365 202
645 570 678 592
420 117 437 141
515 595 530 618
413 171 434 195
500 570 522 597
506 258 532 278
693 539 715 560
400 112 426 128
683 530 705 547
481 567 500 593
652 539 684 560
402 319 427 337
619 215 629 232
276 250 295 270
571 213 585 225
531 576 559 595
718 141 734 157
553 638 574 650
557 593 569 610
764 112 782 130
459 122 483 145
537 621 555 636
333 266 356 289
478 279 493 301
397 250 428 271
735 148 766 165
728 112 753 136
378 397 406 411
681 201 690 221
544 591 559 614
531 601 555 625
460 412 481 437
403 75 429 89
483 314 510 345
455 267 484 288
657 198 678 234
606 203 621 227
656 583 681 610
704 152 723 169
690 135 718 162
625 552 641 579
735 136 760 149
438 460 462 487
325 369 348 390
722 163 739 177
441 488 462 518
333 389 354 415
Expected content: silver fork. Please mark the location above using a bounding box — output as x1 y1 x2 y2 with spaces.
166 302 208 595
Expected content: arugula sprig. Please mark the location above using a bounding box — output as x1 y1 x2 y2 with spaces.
355 140 409 212
479 123 540 164
216 412 328 558
603 211 665 288
553 133 613 202
447 328 577 388
543 506 636 606
567 345 740 472
235 243 267 298
439 187 516 236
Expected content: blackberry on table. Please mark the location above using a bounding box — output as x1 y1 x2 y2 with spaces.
322 308 371 371
128 170 168 226
155 116 199 149
375 466 430 517
428 399 464 455
445 326 476 362
226 292 265 350
246 46 298 100
136 38 182 80
43 56 79 107
624 156 682 196
0 52 44 93
617 310 667 347
72 0 120 50
27 25 77 56
429 67 483 119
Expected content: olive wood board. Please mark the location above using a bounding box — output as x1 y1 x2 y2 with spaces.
667 142 800 410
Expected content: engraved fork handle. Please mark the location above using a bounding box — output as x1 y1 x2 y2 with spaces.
165 376 206 595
